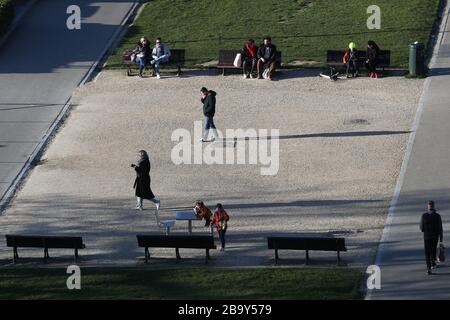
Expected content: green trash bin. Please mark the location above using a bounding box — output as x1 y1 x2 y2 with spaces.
409 42 425 76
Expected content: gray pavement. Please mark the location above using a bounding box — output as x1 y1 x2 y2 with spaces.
0 0 138 208
369 5 450 300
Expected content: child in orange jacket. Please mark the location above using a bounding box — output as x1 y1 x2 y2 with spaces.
211 203 230 251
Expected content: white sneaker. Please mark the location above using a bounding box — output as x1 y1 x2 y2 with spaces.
156 73 161 79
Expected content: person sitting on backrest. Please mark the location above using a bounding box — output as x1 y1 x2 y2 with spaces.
150 37 171 79
193 200 212 227
343 42 359 78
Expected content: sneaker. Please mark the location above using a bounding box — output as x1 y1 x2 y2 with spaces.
156 73 161 79
250 74 254 79
220 247 225 252
427 269 432 275
150 60 155 65
431 262 437 269
257 75 262 79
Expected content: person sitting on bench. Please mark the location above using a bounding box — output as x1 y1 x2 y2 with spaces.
343 42 359 78
150 37 171 79
242 39 258 79
257 35 277 80
193 200 212 227
365 40 380 78
132 37 151 78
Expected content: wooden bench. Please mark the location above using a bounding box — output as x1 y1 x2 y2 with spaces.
324 49 391 78
5 235 86 263
122 48 185 77
267 236 347 265
217 49 282 75
137 234 216 264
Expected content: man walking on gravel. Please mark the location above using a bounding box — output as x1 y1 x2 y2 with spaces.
200 87 219 143
420 200 444 275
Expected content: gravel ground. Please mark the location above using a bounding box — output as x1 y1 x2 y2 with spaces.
0 69 424 268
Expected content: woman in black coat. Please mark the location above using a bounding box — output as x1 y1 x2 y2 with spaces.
365 40 380 78
131 150 160 211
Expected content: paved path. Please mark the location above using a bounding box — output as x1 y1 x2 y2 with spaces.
0 0 138 209
369 5 450 300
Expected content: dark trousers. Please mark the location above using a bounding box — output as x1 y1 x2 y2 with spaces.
218 229 227 248
346 60 359 76
365 60 378 73
243 58 257 76
424 237 439 270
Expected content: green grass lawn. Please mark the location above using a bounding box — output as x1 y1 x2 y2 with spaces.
0 267 362 300
107 0 440 68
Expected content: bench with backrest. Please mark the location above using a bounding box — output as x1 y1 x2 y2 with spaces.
137 234 216 264
325 49 391 75
122 48 185 77
217 49 282 75
5 235 86 263
267 236 347 265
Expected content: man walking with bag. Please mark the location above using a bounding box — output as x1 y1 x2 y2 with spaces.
420 200 444 275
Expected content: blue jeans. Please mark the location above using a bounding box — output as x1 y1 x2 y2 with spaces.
203 116 218 141
135 56 147 73
153 56 169 74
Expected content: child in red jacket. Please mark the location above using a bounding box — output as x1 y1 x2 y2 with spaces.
212 203 230 251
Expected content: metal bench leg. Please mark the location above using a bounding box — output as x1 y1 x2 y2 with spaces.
222 68 225 76
13 247 18 264
177 66 181 77
166 227 170 236
337 250 341 266
305 250 309 265
127 66 132 76
145 247 150 263
275 249 279 265
74 249 79 262
205 249 210 264
44 248 49 262
176 247 181 261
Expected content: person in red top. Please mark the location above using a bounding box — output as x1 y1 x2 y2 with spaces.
211 203 230 251
242 39 258 79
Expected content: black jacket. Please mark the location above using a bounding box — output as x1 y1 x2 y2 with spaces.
134 43 151 62
257 44 277 63
420 210 443 241
201 90 216 117
133 157 155 200
366 45 379 62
